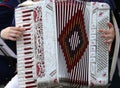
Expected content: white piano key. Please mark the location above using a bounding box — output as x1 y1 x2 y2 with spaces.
17 54 34 59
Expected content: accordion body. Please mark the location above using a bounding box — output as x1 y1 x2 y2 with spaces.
15 0 110 88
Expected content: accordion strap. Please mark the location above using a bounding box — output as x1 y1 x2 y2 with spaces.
110 11 120 81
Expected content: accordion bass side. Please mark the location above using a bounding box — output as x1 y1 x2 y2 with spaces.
15 0 110 88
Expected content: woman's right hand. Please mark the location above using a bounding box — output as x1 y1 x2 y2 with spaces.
1 26 25 41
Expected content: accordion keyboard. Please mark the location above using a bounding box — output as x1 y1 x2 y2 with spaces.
15 6 37 88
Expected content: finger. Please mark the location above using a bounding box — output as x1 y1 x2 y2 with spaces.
17 26 26 32
10 30 24 37
9 33 21 38
99 29 110 34
100 34 109 39
8 37 17 41
10 26 25 32
105 39 113 44
108 43 112 52
101 34 113 40
107 22 113 29
103 39 112 52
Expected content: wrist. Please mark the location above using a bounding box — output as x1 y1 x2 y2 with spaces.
0 31 5 40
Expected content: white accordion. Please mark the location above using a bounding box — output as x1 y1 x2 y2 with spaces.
15 0 110 88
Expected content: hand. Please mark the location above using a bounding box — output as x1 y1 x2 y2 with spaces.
99 22 115 51
1 26 25 41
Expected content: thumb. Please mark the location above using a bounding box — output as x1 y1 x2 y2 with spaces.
108 43 112 52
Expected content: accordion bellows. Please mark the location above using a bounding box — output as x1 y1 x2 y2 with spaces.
15 0 110 88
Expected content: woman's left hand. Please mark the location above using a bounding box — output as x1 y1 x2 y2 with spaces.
99 22 115 51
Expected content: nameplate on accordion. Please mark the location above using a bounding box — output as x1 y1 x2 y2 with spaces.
15 0 110 88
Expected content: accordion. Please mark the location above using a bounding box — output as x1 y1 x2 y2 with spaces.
15 0 110 88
